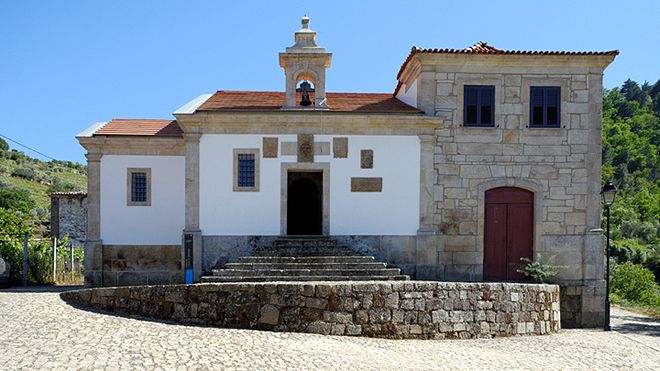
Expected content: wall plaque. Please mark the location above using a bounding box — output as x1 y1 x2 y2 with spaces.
351 177 382 192
298 134 314 163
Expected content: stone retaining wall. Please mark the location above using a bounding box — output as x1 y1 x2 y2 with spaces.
61 281 560 339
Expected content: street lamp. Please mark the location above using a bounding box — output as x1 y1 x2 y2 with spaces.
600 181 617 331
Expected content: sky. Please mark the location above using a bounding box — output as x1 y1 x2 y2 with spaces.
0 0 658 163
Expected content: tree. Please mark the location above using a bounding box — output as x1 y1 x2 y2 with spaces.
621 78 642 103
0 138 8 152
0 184 35 214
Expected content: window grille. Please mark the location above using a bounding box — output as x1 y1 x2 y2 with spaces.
131 172 148 202
237 153 256 187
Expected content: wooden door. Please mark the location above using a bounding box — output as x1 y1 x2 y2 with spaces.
484 187 534 281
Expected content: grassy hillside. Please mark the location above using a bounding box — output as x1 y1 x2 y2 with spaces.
0 141 86 236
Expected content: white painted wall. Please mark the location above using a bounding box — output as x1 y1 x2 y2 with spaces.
199 134 420 236
395 78 418 108
100 155 185 244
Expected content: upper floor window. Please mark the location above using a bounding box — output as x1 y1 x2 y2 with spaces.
127 168 151 206
233 149 260 192
464 85 495 127
530 87 560 127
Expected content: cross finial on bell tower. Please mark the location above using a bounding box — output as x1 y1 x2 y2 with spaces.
279 16 332 109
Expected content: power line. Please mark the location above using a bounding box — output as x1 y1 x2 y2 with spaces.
0 133 58 161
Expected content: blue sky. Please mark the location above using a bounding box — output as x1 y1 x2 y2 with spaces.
1 0 658 162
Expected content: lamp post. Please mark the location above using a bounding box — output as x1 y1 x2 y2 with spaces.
600 181 617 331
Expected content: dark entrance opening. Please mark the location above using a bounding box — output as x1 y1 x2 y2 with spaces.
287 171 323 235
483 187 534 281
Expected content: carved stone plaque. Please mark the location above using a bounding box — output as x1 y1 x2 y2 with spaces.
360 149 373 169
298 134 314 163
333 137 348 158
262 137 278 158
351 177 382 192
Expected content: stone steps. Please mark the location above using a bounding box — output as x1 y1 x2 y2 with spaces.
202 237 409 283
251 247 361 257
212 268 402 277
237 256 376 264
225 262 387 270
201 275 409 282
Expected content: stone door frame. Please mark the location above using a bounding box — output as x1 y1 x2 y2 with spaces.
280 162 330 236
477 178 544 277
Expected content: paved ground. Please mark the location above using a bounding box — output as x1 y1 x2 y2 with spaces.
0 287 658 370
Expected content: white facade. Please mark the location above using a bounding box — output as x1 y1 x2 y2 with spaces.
199 134 420 236
100 155 185 244
395 79 418 108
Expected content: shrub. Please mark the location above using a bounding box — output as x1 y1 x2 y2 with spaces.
0 137 8 152
517 257 558 283
11 165 37 180
0 184 35 213
47 177 80 193
611 262 660 307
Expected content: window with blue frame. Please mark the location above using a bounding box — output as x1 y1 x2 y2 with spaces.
464 85 495 127
530 87 561 127
237 153 256 188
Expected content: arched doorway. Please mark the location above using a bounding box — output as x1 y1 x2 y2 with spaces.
287 172 323 235
484 187 534 281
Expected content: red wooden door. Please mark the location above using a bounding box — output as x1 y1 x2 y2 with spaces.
484 187 534 281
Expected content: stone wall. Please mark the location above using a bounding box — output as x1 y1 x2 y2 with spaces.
405 57 609 327
61 281 560 339
50 192 87 246
85 244 182 287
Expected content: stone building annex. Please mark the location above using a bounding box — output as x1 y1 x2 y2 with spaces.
76 16 617 327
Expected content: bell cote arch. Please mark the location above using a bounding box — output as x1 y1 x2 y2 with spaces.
279 15 332 109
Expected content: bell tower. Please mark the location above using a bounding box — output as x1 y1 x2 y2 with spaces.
279 16 332 109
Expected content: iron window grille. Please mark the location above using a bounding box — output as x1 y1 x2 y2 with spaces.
237 154 256 188
131 172 147 202
464 85 495 127
530 87 561 127
126 168 151 206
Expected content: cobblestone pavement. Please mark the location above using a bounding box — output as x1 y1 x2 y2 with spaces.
0 287 658 370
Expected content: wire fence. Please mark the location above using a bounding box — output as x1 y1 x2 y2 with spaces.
0 234 84 286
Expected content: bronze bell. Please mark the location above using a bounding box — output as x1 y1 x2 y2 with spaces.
299 81 312 106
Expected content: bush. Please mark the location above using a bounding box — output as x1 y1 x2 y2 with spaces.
47 177 80 193
0 183 35 214
611 262 660 307
516 257 558 283
0 235 72 285
0 137 9 152
11 165 37 180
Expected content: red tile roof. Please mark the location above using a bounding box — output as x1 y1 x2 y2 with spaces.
197 91 421 113
396 41 620 80
94 119 182 137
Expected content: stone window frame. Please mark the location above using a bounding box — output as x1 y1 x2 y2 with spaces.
455 76 504 129
233 148 260 192
521 78 570 130
280 162 330 236
126 168 151 206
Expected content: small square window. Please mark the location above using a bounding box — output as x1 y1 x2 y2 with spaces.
464 85 495 127
126 168 151 206
530 87 561 127
233 149 260 192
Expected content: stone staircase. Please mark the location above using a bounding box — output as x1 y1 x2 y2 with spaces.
201 237 409 282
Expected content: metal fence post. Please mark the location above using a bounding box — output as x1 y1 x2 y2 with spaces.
22 233 28 287
70 244 74 282
52 237 57 283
